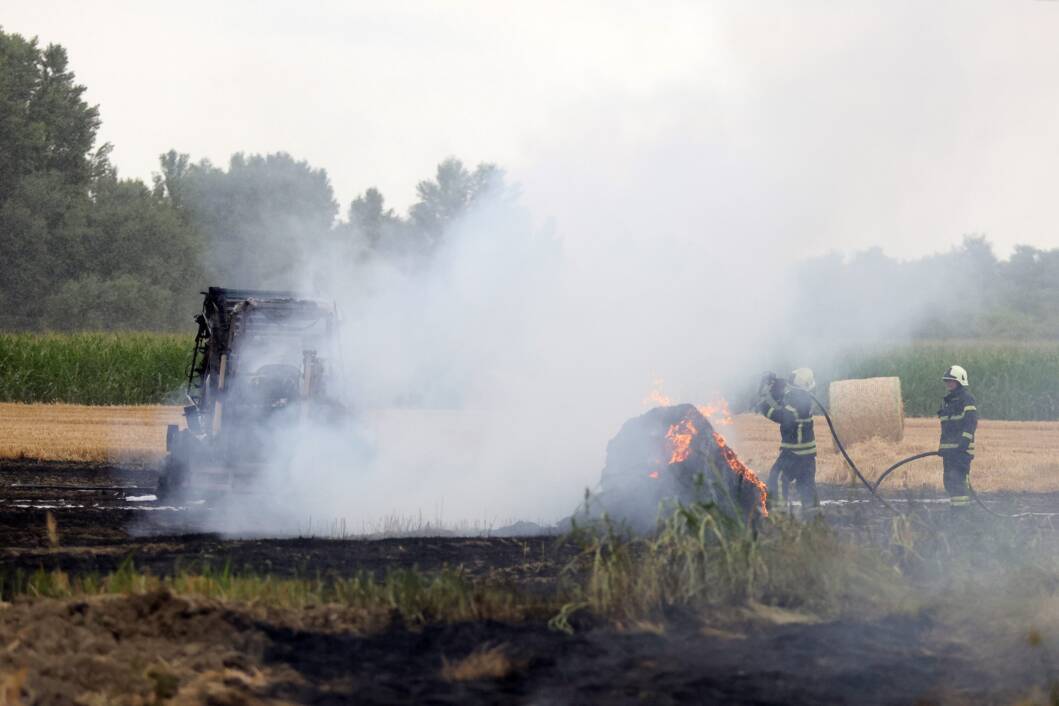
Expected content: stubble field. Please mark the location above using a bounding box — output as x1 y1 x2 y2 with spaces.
1 403 1058 704
3 402 1057 493
733 414 1059 493
0 403 182 464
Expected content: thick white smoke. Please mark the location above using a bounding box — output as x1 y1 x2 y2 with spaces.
190 0 1059 531
191 159 815 536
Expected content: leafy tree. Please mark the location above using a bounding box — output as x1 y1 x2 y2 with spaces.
152 149 192 212
0 171 90 327
84 175 200 285
81 174 203 321
0 29 210 331
162 151 338 288
0 170 203 330
0 29 106 204
42 274 182 331
334 186 418 262
794 235 1059 342
348 187 399 248
409 158 503 245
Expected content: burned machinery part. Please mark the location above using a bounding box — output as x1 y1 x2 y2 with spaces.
159 287 344 500
571 404 767 533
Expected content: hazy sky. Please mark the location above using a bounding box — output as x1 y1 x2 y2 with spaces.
4 1 1058 259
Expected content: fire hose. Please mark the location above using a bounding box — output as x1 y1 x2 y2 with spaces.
872 450 1055 518
871 451 940 492
853 434 1059 520
804 391 903 515
761 376 1056 518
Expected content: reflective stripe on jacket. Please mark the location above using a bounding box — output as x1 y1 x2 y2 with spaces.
759 388 816 457
938 386 977 456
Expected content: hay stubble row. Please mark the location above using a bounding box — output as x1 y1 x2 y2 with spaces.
0 403 182 464
732 413 1059 493
1 403 1057 492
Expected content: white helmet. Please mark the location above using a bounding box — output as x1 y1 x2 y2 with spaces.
789 367 816 391
942 365 969 387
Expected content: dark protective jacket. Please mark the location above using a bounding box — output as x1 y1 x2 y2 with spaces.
759 387 816 457
938 386 977 456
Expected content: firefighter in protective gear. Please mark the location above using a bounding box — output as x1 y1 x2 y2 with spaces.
938 365 977 510
758 368 819 512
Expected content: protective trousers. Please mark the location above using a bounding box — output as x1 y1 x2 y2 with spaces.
942 451 972 509
766 452 819 511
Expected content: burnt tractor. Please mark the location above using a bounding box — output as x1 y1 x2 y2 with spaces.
160 287 344 500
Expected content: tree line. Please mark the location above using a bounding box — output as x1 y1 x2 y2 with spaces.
0 28 504 331
794 237 1059 341
1 28 1056 338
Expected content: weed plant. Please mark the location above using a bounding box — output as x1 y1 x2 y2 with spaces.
0 559 546 626
2 506 1056 637
555 503 904 629
882 507 1059 582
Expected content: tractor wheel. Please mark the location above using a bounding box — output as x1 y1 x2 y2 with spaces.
159 429 190 502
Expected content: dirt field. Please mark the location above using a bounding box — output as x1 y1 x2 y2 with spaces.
7 587 1044 706
0 587 1007 705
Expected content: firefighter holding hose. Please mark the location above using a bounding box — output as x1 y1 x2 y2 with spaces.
758 368 820 513
938 365 977 510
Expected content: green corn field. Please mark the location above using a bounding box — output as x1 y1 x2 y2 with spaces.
820 341 1059 421
2 334 1059 419
0 333 190 405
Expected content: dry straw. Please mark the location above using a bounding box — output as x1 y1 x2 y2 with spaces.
828 377 905 449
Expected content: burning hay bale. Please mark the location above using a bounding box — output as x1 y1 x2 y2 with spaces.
572 404 766 532
828 377 905 447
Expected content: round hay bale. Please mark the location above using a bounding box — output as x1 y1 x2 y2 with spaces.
828 376 905 448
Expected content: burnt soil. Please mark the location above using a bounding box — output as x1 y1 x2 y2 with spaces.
2 459 1058 705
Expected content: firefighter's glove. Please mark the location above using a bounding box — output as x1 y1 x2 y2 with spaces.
757 390 780 414
758 372 777 397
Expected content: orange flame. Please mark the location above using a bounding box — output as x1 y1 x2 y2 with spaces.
643 379 732 427
666 418 698 463
712 431 769 517
697 398 734 426
644 377 674 407
642 385 762 516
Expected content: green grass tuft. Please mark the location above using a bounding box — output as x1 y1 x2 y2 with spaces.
0 562 547 626
559 504 904 625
